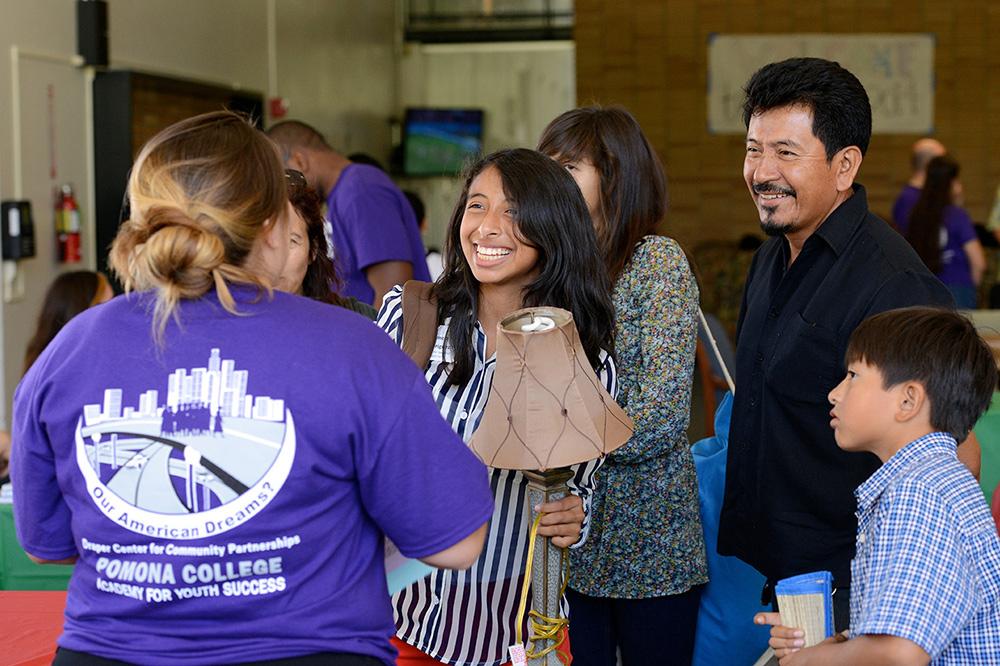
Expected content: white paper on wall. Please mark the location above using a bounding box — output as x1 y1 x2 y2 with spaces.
707 34 935 135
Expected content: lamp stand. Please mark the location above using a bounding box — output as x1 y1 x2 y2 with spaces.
522 466 574 666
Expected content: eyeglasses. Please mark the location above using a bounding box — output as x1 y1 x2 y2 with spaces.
117 169 132 226
285 169 307 194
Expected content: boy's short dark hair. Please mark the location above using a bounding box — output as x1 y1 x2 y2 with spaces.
846 307 999 441
742 57 872 160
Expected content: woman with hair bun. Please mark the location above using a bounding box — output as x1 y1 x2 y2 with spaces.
12 111 491 666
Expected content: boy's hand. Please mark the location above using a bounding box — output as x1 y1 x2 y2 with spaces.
755 612 806 659
756 614 850 664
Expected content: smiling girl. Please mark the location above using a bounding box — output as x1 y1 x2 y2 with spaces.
377 148 617 666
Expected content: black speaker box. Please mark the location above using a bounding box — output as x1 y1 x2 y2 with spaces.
76 0 108 67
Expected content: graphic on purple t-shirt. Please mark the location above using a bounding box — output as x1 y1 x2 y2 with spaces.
75 348 294 539
326 164 431 305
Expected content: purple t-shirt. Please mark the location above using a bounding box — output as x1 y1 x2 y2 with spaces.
12 287 492 665
891 184 921 230
896 203 978 287
326 164 431 306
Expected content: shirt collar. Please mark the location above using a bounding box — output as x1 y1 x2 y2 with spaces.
811 183 869 257
855 432 957 513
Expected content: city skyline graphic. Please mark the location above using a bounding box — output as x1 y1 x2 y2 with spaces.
78 348 290 516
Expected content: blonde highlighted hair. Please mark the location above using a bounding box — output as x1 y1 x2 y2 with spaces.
109 111 287 342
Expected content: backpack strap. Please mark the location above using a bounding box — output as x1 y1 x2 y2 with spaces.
401 280 438 370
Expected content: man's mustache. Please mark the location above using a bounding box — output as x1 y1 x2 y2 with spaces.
752 182 796 197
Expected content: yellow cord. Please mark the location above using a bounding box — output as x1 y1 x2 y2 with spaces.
514 512 571 665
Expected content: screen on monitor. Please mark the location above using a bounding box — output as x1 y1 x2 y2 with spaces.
403 108 484 176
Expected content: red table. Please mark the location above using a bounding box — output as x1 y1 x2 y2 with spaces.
1 591 66 665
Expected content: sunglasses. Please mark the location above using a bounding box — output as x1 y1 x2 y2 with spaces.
285 169 307 194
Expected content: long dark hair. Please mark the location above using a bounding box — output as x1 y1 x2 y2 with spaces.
24 271 107 374
285 169 343 304
537 106 667 283
907 155 959 275
434 148 615 387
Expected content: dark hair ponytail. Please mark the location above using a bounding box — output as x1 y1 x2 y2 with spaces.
906 155 959 275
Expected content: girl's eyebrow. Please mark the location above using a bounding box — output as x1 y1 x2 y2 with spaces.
468 191 487 199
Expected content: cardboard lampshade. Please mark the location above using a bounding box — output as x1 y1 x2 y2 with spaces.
469 307 634 471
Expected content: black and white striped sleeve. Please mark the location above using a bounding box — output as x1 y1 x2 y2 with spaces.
375 285 405 346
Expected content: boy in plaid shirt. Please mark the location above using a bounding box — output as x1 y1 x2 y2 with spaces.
758 307 1000 665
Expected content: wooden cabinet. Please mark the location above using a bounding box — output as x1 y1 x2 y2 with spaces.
93 71 263 281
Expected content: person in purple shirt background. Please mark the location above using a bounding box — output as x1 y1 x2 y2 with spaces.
897 155 986 308
13 111 491 666
891 137 946 230
267 121 431 308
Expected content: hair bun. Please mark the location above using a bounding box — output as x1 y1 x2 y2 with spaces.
139 206 227 299
146 206 209 239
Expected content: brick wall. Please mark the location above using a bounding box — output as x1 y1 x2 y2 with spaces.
575 0 1000 250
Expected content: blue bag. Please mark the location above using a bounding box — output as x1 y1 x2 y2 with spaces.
691 392 771 666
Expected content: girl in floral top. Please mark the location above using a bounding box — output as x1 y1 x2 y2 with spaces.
539 106 708 665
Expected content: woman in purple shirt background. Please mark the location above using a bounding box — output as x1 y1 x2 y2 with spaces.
900 155 986 308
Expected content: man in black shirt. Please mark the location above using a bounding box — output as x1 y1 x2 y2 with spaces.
717 57 954 631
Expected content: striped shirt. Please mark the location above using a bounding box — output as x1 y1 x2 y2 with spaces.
377 286 615 666
851 432 1000 663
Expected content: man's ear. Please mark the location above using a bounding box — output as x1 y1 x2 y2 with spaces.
286 149 309 173
834 146 863 193
896 381 927 423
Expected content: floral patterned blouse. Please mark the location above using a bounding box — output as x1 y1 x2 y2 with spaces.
569 235 708 598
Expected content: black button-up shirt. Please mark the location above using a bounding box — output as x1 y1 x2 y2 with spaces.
718 184 953 587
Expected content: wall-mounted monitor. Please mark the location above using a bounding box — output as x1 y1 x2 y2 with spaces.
403 108 484 176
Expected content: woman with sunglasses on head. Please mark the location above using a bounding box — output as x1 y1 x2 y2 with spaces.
377 148 617 666
280 168 377 319
11 111 492 666
538 106 706 665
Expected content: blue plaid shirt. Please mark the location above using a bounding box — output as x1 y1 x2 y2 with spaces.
851 432 1000 663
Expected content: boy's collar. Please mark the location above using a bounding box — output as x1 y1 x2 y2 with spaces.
855 432 957 512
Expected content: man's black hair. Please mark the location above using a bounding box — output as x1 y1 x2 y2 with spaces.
347 152 386 172
742 57 872 161
846 307 999 442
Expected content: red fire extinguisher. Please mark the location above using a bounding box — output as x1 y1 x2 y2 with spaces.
56 183 81 263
